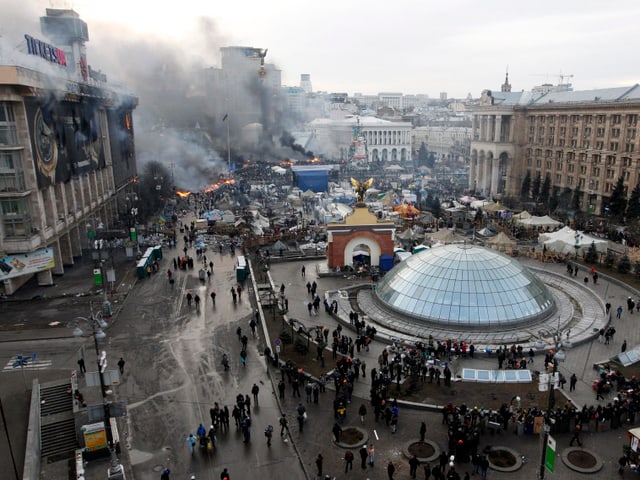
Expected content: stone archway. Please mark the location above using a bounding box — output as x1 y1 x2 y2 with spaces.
343 236 381 267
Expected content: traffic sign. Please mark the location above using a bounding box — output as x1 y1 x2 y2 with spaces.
545 435 556 472
274 338 281 346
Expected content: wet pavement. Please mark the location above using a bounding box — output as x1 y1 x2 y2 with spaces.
2 239 640 479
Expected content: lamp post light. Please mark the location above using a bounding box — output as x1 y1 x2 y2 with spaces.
74 315 125 480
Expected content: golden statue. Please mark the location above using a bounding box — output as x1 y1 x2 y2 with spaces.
351 177 374 203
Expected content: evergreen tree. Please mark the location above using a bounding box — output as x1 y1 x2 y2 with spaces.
608 175 627 220
431 197 441 219
531 173 541 202
604 251 615 268
618 254 632 274
626 183 640 221
520 171 531 201
426 152 435 169
585 241 599 264
418 143 429 166
539 173 551 207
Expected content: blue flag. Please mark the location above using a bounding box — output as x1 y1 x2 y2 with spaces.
222 113 228 122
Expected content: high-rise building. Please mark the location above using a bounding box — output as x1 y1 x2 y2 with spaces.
300 73 312 94
204 46 281 131
0 9 138 295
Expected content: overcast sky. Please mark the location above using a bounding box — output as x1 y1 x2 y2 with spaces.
4 0 640 98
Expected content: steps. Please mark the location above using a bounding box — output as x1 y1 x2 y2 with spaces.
40 382 78 461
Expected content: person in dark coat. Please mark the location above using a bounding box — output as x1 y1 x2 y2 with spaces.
409 455 419 478
419 421 427 442
359 444 368 469
387 461 396 480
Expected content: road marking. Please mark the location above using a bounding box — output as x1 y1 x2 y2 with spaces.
3 356 52 372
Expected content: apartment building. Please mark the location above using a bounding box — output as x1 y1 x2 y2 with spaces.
470 79 640 214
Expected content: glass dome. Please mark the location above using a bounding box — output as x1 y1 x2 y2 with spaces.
375 244 555 327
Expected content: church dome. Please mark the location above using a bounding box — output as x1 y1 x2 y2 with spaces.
375 244 555 327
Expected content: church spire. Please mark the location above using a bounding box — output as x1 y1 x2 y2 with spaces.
501 68 511 92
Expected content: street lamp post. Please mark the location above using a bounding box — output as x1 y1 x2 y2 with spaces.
74 314 125 480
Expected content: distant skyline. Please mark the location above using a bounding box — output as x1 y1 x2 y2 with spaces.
2 0 639 98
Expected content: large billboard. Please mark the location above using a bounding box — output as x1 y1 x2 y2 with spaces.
24 94 106 189
0 248 55 281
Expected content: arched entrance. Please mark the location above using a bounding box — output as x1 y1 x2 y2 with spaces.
343 236 381 267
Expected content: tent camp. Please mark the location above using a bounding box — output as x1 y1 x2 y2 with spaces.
485 232 517 248
516 214 563 229
538 227 608 255
428 229 467 245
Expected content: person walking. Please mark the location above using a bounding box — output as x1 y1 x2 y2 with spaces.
368 444 375 466
220 468 230 480
359 403 367 424
301 265 306 277
344 450 354 473
622 340 628 353
160 467 171 480
387 461 396 480
315 453 324 477
332 422 342 442
187 434 197 454
194 294 200 311
210 290 216 306
77 357 86 375
419 421 427 442
251 383 259 404
409 455 419 479
278 380 285 399
570 373 577 392
117 357 125 375
569 424 583 446
264 425 273 447
359 444 368 469
479 455 489 479
279 414 288 436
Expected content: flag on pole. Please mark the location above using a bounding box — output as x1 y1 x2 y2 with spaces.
222 113 228 122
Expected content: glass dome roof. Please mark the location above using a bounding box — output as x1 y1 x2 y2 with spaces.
375 244 555 327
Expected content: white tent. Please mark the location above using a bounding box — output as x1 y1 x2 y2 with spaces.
513 211 532 221
517 215 563 228
538 228 608 255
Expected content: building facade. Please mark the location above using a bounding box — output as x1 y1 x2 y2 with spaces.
307 115 412 164
470 79 640 214
0 9 138 295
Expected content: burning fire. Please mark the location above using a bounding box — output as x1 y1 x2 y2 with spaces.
311 157 319 163
176 191 191 198
202 179 236 193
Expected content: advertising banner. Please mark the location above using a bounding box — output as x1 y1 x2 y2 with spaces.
0 248 55 281
24 95 106 189
82 422 107 452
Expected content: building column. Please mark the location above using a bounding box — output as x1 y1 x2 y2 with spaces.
58 233 74 269
494 115 502 143
491 158 501 197
472 115 478 139
482 156 492 194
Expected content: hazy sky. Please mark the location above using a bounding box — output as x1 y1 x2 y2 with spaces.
5 0 640 98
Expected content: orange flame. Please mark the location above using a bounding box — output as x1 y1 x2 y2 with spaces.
202 179 236 193
176 191 191 198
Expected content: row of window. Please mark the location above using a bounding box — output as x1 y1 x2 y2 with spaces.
0 102 32 238
528 114 637 126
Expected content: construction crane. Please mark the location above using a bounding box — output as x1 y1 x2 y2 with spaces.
559 73 574 85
